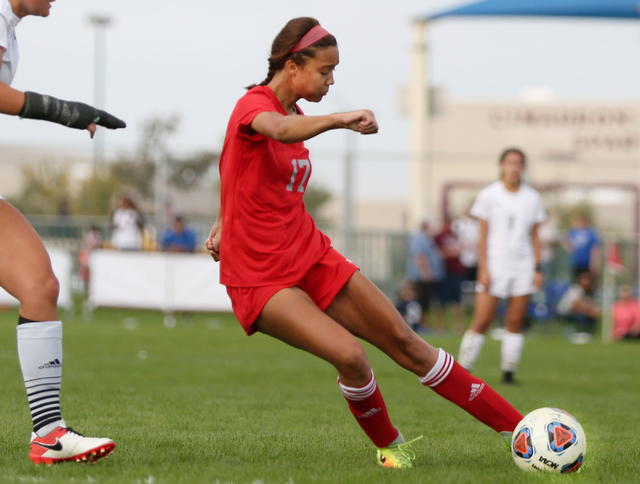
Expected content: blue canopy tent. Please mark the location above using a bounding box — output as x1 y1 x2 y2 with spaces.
407 0 640 342
425 0 640 21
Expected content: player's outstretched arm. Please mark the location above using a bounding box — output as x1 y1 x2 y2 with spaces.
20 91 126 130
0 80 26 115
252 109 377 144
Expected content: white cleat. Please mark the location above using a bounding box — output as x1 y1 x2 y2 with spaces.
29 427 115 465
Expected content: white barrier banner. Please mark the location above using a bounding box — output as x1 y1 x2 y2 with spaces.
88 250 232 312
0 248 73 309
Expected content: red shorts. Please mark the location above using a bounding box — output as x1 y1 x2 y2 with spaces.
226 247 359 335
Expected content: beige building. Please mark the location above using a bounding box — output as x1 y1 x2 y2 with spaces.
330 98 640 234
427 99 639 234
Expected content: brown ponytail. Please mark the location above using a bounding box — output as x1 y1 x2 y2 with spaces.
247 17 337 89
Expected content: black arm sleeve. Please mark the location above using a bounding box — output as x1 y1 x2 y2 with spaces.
19 91 126 130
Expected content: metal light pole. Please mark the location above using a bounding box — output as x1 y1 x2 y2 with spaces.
343 131 356 259
89 15 111 166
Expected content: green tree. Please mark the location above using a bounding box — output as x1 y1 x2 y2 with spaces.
73 170 125 216
8 163 72 215
303 184 333 224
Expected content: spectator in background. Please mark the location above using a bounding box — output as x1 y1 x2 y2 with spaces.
111 196 143 250
78 225 102 290
161 216 197 253
406 217 445 329
395 282 423 333
452 205 480 283
563 213 601 279
537 212 559 283
612 285 640 341
434 216 466 333
556 271 600 339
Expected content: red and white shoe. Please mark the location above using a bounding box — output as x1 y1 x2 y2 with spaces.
29 427 115 465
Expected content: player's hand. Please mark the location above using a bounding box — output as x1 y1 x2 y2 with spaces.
206 223 221 262
341 110 378 135
87 123 96 139
95 109 127 130
478 269 491 292
533 271 543 290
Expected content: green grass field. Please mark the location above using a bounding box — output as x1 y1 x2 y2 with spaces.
0 306 638 484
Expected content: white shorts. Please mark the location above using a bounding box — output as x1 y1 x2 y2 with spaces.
477 269 536 299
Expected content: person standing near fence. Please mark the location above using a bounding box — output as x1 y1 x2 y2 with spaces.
206 17 524 470
406 217 445 331
111 196 143 250
434 215 467 333
563 213 601 280
452 204 480 284
0 0 124 464
458 148 546 384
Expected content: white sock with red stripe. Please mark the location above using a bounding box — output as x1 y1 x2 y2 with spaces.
458 330 485 372
501 331 524 373
420 349 523 433
338 370 399 448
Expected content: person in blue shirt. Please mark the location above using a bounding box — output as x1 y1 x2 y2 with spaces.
406 217 445 329
161 216 197 253
563 214 601 280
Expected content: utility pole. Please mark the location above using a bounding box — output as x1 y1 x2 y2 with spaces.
89 15 111 167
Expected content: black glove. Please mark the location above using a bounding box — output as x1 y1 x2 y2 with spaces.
19 91 126 130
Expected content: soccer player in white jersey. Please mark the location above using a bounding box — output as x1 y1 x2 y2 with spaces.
0 0 125 465
458 148 546 384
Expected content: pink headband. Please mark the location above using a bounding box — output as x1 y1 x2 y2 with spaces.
290 25 330 53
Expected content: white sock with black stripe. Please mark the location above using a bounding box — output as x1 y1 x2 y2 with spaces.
17 321 66 437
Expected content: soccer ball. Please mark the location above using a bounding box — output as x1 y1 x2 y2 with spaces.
511 407 586 473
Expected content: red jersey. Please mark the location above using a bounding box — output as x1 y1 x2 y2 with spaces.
219 86 331 287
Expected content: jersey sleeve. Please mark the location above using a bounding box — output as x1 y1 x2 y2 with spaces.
235 89 280 137
0 17 9 52
470 187 491 221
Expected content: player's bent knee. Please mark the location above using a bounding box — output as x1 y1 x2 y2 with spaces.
335 344 370 381
20 272 59 307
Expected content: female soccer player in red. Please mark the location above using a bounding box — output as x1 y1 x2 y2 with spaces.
206 17 523 469
0 0 124 465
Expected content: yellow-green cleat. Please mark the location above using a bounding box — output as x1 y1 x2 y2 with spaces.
500 431 513 452
376 435 423 469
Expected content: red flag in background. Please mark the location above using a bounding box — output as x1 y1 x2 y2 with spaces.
606 242 625 275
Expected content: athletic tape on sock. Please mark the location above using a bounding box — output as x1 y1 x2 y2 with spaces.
418 349 454 387
338 371 377 401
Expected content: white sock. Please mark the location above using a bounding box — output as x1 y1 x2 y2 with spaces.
458 330 485 372
17 321 66 437
501 331 524 373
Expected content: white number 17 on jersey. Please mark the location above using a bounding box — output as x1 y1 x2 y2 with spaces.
286 159 310 193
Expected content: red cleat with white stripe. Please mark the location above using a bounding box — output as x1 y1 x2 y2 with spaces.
29 427 115 465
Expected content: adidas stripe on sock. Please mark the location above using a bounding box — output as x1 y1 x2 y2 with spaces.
17 321 65 437
338 370 399 448
420 349 523 433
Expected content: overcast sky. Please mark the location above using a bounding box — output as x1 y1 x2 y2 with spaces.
1 0 639 199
